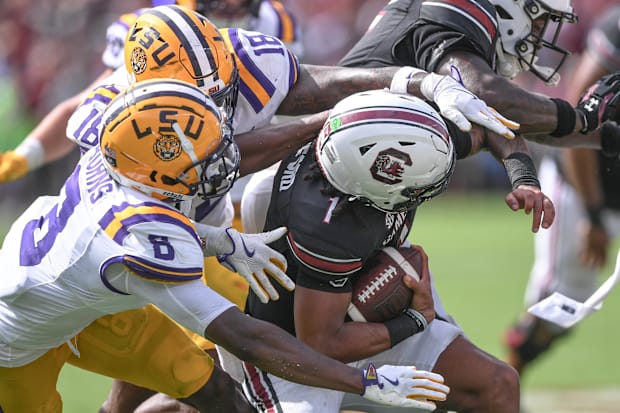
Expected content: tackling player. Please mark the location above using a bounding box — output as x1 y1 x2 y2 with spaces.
237 89 524 412
339 0 620 148
63 5 523 412
0 79 451 413
0 0 301 184
505 4 620 377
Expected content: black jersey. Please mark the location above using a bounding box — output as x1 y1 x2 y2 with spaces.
246 142 415 335
586 6 620 209
339 0 499 72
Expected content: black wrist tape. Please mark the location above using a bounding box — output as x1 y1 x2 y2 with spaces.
601 122 620 159
384 309 426 347
550 98 577 137
586 205 604 228
503 152 540 189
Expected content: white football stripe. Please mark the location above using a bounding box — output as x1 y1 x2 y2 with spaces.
382 247 420 281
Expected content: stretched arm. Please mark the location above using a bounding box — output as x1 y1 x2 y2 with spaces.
437 51 587 136
279 64 516 138
235 111 329 176
0 68 113 182
460 125 555 232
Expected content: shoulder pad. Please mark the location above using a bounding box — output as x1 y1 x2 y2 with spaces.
419 0 498 50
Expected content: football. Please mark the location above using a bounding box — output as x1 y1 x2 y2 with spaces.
347 246 422 323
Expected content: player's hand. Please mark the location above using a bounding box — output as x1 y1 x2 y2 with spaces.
420 71 519 139
403 245 435 324
361 363 449 410
200 225 294 303
504 186 555 233
576 71 620 133
0 151 29 183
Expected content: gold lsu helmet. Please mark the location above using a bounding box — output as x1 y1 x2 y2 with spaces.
125 5 239 122
100 78 239 202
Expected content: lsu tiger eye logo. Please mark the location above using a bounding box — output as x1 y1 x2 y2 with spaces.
371 148 412 184
153 135 182 161
130 47 147 74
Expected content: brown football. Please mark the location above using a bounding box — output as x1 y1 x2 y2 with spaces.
347 246 422 323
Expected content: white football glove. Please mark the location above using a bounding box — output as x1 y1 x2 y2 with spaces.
420 70 520 139
197 224 295 303
361 363 449 410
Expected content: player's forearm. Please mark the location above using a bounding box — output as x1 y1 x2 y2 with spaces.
438 52 586 136
207 308 364 394
236 111 328 176
30 95 82 163
279 65 423 116
299 322 393 364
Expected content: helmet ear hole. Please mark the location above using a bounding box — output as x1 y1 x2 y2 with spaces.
316 90 455 212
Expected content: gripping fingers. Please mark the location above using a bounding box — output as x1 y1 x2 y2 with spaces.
489 107 521 130
408 378 449 401
474 108 516 139
252 271 280 302
267 258 295 291
247 274 270 303
259 226 288 244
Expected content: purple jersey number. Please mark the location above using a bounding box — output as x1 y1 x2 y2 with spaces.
20 167 82 266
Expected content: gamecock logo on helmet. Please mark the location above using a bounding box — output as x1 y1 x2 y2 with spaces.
153 135 182 161
371 148 412 184
130 47 147 74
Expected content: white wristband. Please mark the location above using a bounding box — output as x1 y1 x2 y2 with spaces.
390 66 427 94
15 137 45 170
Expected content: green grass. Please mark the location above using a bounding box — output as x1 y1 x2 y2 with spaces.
1 192 619 412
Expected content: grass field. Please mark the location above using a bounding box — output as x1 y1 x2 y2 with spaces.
1 192 619 412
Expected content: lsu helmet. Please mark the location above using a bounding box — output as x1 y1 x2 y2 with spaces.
491 0 577 85
100 79 239 202
316 90 455 212
125 5 239 122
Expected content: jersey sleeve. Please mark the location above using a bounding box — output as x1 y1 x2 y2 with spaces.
101 9 146 70
66 84 121 153
220 27 299 130
411 0 499 71
99 202 204 284
586 5 620 73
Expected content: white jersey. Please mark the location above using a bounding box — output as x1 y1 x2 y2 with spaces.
70 27 299 224
0 148 235 367
100 2 303 70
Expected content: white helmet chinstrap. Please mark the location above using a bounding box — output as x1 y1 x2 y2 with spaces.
316 90 455 212
492 0 577 85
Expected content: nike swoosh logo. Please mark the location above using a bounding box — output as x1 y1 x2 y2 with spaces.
240 235 256 257
381 374 399 387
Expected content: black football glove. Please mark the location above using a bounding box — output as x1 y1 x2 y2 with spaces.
576 71 620 134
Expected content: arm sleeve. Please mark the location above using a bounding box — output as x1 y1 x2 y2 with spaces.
105 264 236 336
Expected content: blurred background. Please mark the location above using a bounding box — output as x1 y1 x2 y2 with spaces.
1 1 620 411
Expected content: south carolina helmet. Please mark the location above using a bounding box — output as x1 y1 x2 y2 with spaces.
125 5 239 121
491 0 577 85
316 90 455 212
100 78 239 202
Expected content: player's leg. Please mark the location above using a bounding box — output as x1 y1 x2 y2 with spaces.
68 305 251 412
504 158 592 374
431 336 520 413
0 342 73 413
